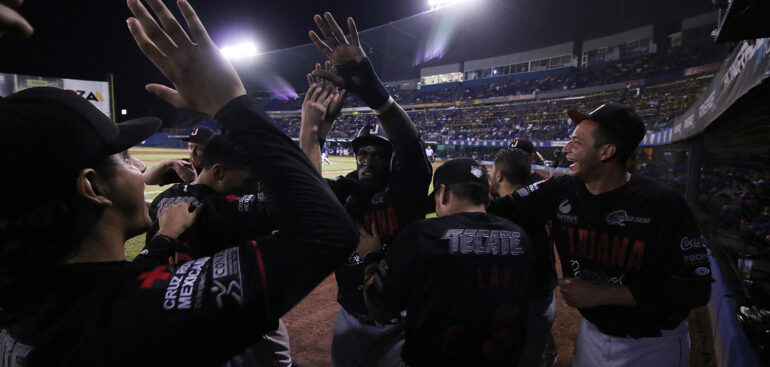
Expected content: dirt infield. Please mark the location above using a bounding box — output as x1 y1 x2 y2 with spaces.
283 255 716 367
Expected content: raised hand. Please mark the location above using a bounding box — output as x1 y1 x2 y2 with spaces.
309 12 365 72
301 79 335 134
308 12 389 110
321 61 347 125
126 0 246 116
0 0 33 39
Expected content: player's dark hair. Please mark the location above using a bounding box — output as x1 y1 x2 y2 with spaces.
201 134 247 171
591 126 634 164
446 182 490 207
494 148 531 185
0 154 118 320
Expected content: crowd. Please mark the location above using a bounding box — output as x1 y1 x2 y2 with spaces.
0 2 714 367
270 76 710 145
261 39 724 112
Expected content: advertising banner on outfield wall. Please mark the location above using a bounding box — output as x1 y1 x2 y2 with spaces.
0 73 111 118
671 38 770 141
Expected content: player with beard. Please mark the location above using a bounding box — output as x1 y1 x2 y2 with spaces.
299 14 432 367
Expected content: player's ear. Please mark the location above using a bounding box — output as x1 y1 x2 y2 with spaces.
439 184 450 206
600 144 617 162
212 164 225 181
495 170 504 183
76 168 112 207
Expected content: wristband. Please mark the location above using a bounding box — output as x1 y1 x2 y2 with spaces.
372 96 394 115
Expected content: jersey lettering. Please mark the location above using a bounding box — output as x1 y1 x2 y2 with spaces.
559 226 646 271
443 229 523 256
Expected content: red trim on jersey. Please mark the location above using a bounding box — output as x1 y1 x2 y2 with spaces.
252 240 271 320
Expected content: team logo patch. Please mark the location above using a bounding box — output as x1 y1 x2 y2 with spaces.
605 210 651 226
470 166 484 179
695 267 711 276
163 257 210 311
680 236 706 251
137 266 172 289
211 247 244 308
556 199 577 223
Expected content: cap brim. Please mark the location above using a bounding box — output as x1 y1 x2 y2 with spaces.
567 110 589 124
108 117 162 153
180 137 208 144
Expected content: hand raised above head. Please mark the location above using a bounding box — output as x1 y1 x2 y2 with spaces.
0 0 33 39
309 12 365 68
126 0 246 117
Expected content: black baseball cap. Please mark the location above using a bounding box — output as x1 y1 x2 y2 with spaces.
0 87 161 216
180 126 215 144
510 138 536 154
352 122 391 154
567 103 646 154
428 158 489 200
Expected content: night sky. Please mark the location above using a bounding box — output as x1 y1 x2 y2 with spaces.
0 0 716 126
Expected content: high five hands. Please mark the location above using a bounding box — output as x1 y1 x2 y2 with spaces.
126 0 246 116
309 12 389 111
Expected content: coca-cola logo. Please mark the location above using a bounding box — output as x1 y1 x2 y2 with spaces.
680 236 705 251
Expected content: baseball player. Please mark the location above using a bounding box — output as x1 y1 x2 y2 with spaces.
489 103 712 367
510 138 546 184
425 145 435 162
363 158 536 366
489 148 558 367
0 1 357 366
301 13 432 367
143 126 215 185
139 133 296 367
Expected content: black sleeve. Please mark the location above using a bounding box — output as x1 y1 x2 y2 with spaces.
198 192 277 238
488 177 558 224
624 196 712 312
111 244 274 366
390 136 433 210
131 235 175 270
213 96 358 318
325 176 357 205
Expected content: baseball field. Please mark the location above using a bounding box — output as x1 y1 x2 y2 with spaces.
127 147 715 367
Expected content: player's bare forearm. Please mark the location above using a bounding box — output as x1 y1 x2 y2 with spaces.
299 123 323 173
143 159 173 185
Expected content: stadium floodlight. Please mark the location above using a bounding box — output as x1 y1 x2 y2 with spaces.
220 42 259 60
428 0 475 10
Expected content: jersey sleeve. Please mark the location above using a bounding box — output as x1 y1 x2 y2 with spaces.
624 195 712 312
199 192 277 238
110 244 273 366
488 176 560 224
364 222 423 321
389 136 433 210
131 235 176 270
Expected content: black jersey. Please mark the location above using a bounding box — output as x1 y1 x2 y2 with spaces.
365 212 535 367
327 136 432 320
144 183 274 263
527 171 546 185
0 96 357 366
490 174 712 338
